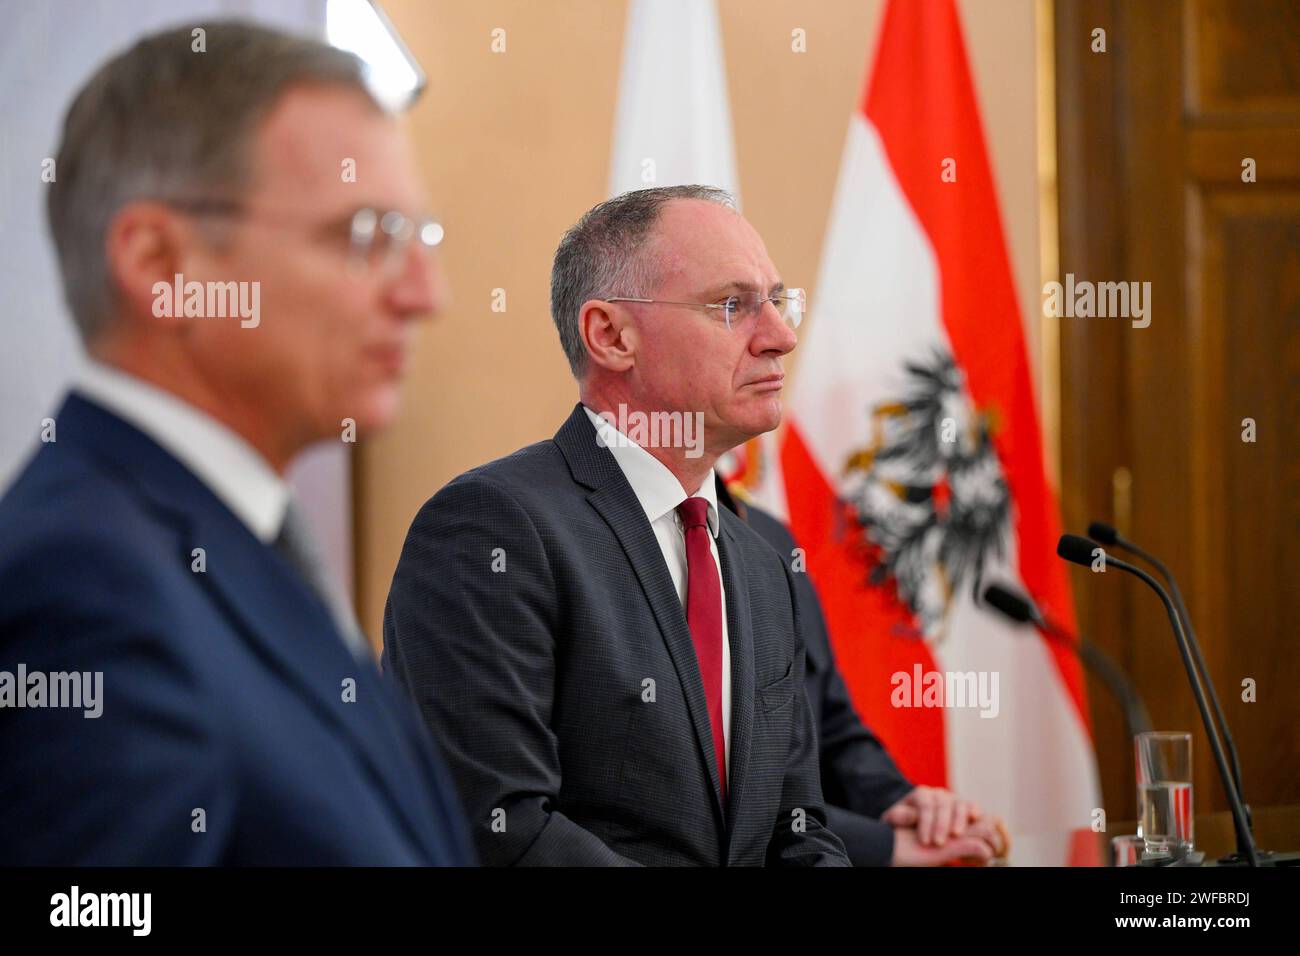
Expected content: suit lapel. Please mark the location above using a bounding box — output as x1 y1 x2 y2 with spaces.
190 505 436 852
555 405 727 825
60 393 437 855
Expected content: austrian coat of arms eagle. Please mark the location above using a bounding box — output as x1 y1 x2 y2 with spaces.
842 348 1012 641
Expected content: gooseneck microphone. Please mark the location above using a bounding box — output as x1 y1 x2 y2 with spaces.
1057 534 1260 867
982 583 1152 742
1087 521 1248 829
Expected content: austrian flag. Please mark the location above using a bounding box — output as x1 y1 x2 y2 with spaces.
779 0 1100 862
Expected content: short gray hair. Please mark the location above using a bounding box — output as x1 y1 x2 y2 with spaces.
47 20 381 341
549 185 735 379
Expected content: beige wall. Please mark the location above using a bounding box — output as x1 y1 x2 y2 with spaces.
357 0 1043 639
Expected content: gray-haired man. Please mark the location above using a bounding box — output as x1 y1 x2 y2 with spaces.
385 186 849 865
0 21 471 864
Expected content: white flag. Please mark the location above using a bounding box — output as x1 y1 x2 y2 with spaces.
609 0 738 201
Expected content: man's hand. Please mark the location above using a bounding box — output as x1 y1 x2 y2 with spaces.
882 785 980 845
890 818 1007 866
883 786 1011 864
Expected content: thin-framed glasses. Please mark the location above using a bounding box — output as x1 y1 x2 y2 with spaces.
606 288 805 331
163 198 444 278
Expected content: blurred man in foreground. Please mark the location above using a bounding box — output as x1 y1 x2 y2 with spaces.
0 21 471 864
385 186 849 865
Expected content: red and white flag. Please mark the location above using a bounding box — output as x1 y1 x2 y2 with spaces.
779 0 1100 863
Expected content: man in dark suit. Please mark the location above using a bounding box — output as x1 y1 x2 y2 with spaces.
717 478 1011 866
0 22 471 865
384 186 849 865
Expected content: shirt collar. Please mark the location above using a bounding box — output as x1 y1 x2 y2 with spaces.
76 360 290 543
583 405 719 538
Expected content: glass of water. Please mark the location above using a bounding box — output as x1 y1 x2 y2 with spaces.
1111 834 1144 867
1135 731 1194 859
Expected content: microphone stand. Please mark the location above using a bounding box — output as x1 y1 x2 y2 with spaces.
1060 539 1260 866
1036 617 1153 745
1089 527 1253 858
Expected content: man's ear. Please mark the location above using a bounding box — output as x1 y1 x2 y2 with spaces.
104 201 194 329
580 299 637 373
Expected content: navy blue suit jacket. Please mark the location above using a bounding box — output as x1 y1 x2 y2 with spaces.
0 393 473 865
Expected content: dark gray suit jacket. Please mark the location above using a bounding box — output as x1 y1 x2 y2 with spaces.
383 405 849 866
718 479 916 866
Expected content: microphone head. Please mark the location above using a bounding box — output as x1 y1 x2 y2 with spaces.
983 584 1039 625
1057 533 1100 568
1087 521 1119 546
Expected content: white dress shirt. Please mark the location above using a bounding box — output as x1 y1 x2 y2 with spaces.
76 360 289 544
584 406 731 775
75 361 376 662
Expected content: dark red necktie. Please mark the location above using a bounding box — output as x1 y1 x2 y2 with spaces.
676 496 726 801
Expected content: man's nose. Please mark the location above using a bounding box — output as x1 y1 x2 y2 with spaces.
751 299 798 356
386 244 447 321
